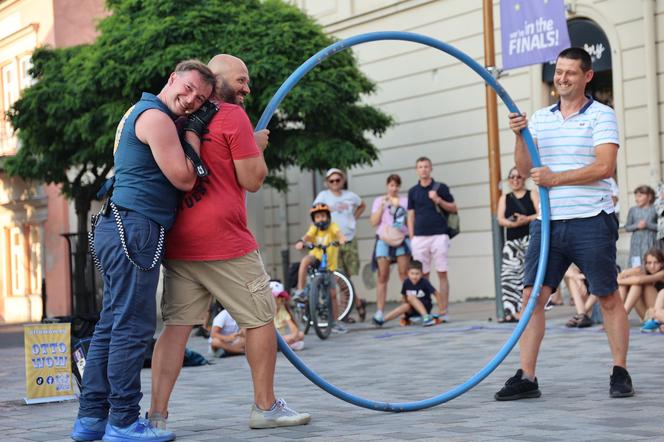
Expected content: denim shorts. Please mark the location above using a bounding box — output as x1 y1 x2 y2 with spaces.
523 211 618 296
375 237 411 258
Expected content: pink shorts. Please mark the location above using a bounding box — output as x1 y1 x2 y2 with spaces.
411 234 450 274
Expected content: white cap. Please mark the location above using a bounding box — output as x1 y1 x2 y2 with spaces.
325 168 345 179
269 280 284 294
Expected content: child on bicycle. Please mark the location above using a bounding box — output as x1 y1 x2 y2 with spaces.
293 203 347 333
270 281 305 350
372 260 438 327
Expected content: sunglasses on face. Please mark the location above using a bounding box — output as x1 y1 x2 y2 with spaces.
328 179 342 184
508 175 523 180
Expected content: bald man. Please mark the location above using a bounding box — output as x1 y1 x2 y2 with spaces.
148 55 310 432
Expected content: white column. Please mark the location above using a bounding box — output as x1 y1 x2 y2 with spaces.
644 0 661 183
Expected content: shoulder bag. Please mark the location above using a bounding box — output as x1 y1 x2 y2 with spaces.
379 203 406 247
432 181 460 239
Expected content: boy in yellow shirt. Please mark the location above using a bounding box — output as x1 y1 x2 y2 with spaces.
294 203 347 333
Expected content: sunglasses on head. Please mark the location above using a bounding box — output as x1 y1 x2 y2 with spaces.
328 178 342 184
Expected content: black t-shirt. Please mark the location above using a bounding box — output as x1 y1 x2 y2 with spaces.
407 180 455 236
504 190 536 241
400 277 436 312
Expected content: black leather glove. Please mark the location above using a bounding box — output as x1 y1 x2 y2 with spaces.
180 135 208 177
183 101 219 139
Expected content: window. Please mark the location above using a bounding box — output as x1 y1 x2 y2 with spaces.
29 226 42 295
10 226 24 295
19 56 34 89
2 63 17 147
2 62 17 111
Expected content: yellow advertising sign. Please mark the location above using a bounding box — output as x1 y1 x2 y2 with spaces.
24 323 76 404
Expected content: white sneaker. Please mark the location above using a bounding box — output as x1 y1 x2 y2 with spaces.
208 345 227 358
331 323 348 334
290 340 305 351
249 398 311 429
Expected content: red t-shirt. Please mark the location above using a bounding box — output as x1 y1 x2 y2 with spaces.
166 103 260 260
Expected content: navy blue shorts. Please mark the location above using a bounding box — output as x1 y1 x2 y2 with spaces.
523 211 618 296
403 295 433 319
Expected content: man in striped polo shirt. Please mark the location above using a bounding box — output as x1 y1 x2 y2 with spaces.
495 47 634 401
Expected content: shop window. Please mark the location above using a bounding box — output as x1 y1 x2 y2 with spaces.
542 18 613 108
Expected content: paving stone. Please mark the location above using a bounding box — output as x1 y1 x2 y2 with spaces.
1 300 662 440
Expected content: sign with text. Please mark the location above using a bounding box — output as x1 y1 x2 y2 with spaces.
24 323 76 404
500 0 570 70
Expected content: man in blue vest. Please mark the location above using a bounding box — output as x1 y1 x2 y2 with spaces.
71 60 216 442
147 54 310 434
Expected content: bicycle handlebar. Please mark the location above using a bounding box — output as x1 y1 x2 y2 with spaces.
304 241 340 251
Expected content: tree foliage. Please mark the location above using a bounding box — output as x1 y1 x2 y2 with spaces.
8 0 392 199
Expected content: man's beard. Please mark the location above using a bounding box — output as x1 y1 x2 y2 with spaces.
220 83 244 107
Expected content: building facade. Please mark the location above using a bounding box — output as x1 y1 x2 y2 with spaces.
0 0 106 323
256 0 663 304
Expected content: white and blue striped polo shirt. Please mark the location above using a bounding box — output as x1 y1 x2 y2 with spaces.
529 97 619 220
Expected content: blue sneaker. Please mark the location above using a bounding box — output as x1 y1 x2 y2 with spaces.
640 319 661 333
102 418 174 442
72 417 107 441
292 289 306 303
422 315 435 327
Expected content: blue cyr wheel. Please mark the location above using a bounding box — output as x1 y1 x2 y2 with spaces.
256 31 551 412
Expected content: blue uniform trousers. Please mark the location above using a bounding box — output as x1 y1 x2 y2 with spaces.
77 209 161 427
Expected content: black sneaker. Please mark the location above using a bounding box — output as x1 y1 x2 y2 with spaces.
495 369 542 401
609 366 634 398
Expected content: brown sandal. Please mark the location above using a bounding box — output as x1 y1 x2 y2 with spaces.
356 299 367 322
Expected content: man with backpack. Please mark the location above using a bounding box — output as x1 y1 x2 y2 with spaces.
407 156 458 322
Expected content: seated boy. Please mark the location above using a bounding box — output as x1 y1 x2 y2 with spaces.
372 260 437 327
208 309 245 357
293 203 347 333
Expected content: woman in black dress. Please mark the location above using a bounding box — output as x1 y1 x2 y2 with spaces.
496 167 539 322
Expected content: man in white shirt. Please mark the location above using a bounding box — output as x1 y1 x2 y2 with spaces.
495 47 633 401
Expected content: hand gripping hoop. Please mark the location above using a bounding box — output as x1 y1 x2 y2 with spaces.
256 31 551 412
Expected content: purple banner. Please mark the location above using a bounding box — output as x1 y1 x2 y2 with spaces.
500 0 570 70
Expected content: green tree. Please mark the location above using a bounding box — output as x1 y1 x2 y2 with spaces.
7 0 391 313
10 0 392 214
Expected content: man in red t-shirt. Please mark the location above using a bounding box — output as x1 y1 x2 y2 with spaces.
148 55 310 431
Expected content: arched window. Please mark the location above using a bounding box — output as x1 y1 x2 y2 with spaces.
542 18 613 107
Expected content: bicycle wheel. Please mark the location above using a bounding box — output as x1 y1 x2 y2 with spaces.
292 300 311 335
332 270 355 321
309 274 333 339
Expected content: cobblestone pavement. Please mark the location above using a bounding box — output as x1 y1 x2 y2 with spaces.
0 301 662 441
